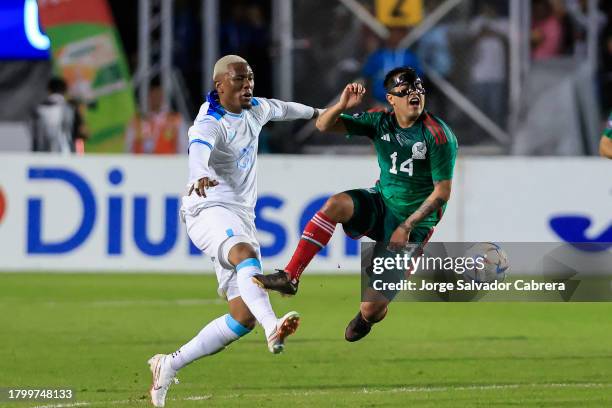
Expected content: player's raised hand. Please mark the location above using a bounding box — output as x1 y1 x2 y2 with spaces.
339 83 366 110
189 177 219 197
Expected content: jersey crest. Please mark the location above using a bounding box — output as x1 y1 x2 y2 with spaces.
412 141 427 159
237 144 256 170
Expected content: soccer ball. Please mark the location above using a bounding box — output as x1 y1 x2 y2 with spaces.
462 242 509 283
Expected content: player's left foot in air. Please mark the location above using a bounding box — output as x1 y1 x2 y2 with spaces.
252 269 299 296
344 312 373 342
148 354 179 407
267 311 300 353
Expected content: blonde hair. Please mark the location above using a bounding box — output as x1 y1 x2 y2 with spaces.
213 55 248 81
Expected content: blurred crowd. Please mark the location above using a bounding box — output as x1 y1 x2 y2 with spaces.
107 0 274 154
32 0 612 154
31 77 88 154
295 0 612 148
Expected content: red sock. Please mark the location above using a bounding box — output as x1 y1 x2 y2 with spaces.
285 211 336 281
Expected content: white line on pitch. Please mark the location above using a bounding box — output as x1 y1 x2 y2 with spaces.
31 383 612 407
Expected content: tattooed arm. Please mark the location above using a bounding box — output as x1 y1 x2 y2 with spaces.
388 180 452 250
402 180 451 231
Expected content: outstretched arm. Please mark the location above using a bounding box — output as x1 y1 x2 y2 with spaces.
265 99 321 122
316 83 366 134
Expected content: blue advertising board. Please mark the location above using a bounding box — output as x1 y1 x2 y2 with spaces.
0 0 50 60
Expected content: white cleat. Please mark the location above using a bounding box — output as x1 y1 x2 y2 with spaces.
267 311 300 354
148 354 179 407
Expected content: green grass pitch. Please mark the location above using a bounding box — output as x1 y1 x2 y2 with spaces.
1 273 611 407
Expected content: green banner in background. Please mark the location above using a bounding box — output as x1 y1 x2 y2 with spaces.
40 0 135 152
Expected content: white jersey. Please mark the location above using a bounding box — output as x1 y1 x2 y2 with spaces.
181 92 315 220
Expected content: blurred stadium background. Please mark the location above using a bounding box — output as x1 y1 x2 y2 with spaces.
0 0 609 270
2 0 612 154
0 1 611 407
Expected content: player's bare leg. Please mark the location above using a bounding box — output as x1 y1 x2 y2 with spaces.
253 192 354 295
345 290 390 342
228 296 257 329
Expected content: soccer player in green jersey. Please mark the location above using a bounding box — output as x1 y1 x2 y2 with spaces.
600 111 612 159
253 67 458 341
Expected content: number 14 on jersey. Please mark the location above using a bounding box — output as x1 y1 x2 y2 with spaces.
389 152 413 176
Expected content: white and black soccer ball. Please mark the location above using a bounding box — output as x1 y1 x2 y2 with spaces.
462 242 509 283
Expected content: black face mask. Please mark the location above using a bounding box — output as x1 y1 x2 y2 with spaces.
386 72 426 97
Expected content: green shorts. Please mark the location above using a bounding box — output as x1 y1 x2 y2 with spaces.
342 187 433 243
343 188 435 301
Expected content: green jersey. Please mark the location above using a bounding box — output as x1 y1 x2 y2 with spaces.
340 110 458 228
604 112 612 139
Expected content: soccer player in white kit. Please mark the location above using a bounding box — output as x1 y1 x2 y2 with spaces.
148 55 322 407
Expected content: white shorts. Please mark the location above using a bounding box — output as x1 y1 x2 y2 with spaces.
184 205 261 301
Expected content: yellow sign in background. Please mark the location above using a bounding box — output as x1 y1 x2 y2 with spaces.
375 0 423 27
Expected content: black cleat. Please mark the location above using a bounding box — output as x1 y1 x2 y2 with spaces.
344 312 372 342
252 270 299 296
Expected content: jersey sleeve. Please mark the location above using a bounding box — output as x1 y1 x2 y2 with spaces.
603 112 612 139
252 97 315 125
339 112 381 139
186 117 223 184
423 115 458 181
187 116 222 152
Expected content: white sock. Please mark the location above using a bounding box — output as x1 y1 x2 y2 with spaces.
169 314 250 371
235 258 278 338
